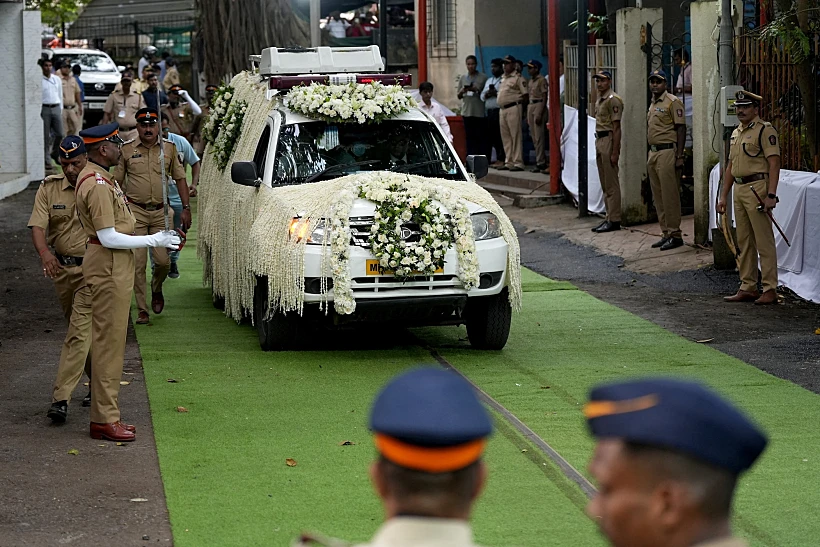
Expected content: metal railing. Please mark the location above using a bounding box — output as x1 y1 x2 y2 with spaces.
563 39 617 115
736 33 820 171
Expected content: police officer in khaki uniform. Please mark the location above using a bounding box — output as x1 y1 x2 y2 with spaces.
591 71 623 233
294 368 492 547
58 61 83 136
28 136 93 422
162 85 202 142
584 378 767 547
646 69 687 251
190 84 219 169
75 122 180 442
102 70 146 143
717 91 781 305
113 108 190 325
496 55 528 172
526 59 548 173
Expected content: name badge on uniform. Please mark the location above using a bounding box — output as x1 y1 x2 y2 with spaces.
52 204 66 210
118 110 126 118
179 112 185 118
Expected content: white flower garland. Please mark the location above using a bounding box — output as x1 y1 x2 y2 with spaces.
201 85 234 146
213 99 247 171
284 82 417 124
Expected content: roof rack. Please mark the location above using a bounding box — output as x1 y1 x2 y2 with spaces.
254 46 384 77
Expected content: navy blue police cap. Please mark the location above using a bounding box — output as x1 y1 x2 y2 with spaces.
735 90 763 106
370 368 492 473
490 57 504 66
584 378 767 474
649 69 667 81
136 107 160 124
58 135 86 159
79 122 124 145
526 59 543 71
593 70 612 80
502 55 517 64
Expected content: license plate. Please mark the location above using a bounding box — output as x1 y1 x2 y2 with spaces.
87 102 104 110
366 259 443 276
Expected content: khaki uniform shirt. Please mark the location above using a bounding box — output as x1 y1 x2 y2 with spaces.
497 72 528 108
647 91 685 145
528 74 547 103
162 103 196 139
104 88 146 130
113 138 185 207
162 66 180 91
27 174 87 257
729 116 780 178
75 162 136 237
693 537 749 547
60 74 79 107
457 72 488 118
353 517 482 547
595 91 623 132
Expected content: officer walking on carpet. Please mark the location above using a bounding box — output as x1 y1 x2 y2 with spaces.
646 69 686 251
75 122 180 442
591 70 624 234
113 108 190 325
584 377 767 547
28 136 93 422
717 90 781 305
294 368 492 547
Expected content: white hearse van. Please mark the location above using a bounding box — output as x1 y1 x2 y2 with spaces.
203 46 519 351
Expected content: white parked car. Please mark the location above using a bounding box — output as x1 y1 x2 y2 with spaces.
202 47 518 351
42 48 122 125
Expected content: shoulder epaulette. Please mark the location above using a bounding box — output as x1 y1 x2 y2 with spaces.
43 174 65 184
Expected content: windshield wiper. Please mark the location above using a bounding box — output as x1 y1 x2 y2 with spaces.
304 160 380 183
390 159 453 173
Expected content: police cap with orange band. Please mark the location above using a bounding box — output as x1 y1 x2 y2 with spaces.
79 122 124 146
370 368 492 474
136 107 160 125
584 378 767 474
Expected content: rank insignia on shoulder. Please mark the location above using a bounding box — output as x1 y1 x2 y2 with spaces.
95 173 107 184
748 122 755 128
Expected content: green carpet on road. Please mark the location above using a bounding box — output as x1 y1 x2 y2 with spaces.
132 208 820 546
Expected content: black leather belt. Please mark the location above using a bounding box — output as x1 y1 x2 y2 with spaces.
64 105 77 110
595 131 611 139
43 103 60 108
130 201 164 211
530 99 543 104
735 173 768 184
56 254 83 267
649 143 675 152
501 101 523 110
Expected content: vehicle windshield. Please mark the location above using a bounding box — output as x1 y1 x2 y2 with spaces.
272 120 463 184
54 53 118 73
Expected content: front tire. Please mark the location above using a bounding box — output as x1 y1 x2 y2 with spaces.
465 287 512 350
253 277 299 351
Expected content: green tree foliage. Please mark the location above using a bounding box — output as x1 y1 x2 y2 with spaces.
25 0 84 27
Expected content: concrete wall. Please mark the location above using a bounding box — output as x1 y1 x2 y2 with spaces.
614 7 662 225
690 1 721 245
428 0 476 110
0 5 43 200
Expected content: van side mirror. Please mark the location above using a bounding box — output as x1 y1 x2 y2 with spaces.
466 155 489 180
231 161 261 187
117 65 125 72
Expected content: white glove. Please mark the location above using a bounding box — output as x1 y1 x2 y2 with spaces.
146 231 181 250
96 228 180 250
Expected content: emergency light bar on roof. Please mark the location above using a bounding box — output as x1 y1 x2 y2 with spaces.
256 46 384 76
268 73 412 90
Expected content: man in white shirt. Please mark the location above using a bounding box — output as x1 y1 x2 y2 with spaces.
418 81 453 143
40 57 64 174
326 11 350 39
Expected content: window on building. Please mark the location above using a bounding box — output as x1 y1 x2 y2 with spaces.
429 0 457 58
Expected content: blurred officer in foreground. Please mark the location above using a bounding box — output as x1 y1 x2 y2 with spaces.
717 91 780 305
295 368 493 546
584 377 767 547
28 136 93 421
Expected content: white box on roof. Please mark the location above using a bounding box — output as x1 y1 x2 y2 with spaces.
259 46 384 76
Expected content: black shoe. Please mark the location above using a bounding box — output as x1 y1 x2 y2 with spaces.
591 220 607 232
47 401 68 423
651 237 670 248
82 392 91 407
660 237 684 251
593 221 621 233
169 262 180 279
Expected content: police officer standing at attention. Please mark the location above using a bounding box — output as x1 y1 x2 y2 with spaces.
58 61 83 136
647 69 686 251
295 368 493 547
163 85 202 143
75 122 180 442
102 70 145 144
591 70 623 233
526 60 548 174
584 377 767 547
717 91 781 305
28 136 93 422
113 108 189 325
496 55 528 172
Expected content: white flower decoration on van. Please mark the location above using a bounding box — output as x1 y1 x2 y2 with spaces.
284 82 417 125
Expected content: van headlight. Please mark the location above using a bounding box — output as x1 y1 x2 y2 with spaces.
289 218 328 244
471 212 502 240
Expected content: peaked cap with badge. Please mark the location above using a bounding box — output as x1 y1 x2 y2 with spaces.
734 90 763 106
136 108 160 124
58 135 86 159
648 69 667 81
79 122 124 146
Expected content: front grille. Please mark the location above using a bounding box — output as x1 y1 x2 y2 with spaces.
349 216 373 247
351 274 463 294
84 82 116 97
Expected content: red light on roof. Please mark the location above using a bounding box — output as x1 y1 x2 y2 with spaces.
269 73 412 90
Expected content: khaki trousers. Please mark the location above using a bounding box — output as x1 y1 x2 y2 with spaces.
527 104 546 166
132 206 170 315
51 264 92 403
62 106 82 136
647 148 682 238
83 245 135 424
734 178 778 292
595 135 621 222
500 105 524 169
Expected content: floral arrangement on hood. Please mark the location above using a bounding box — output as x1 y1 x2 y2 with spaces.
201 84 234 146
284 82 417 124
